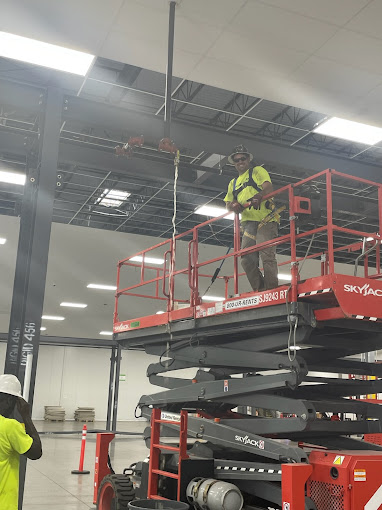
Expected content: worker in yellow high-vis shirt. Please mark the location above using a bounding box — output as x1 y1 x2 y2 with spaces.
224 145 279 292
0 374 42 510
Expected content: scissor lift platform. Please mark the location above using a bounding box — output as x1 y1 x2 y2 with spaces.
111 169 382 509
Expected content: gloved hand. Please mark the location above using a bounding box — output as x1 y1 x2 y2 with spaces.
231 201 244 214
248 194 262 210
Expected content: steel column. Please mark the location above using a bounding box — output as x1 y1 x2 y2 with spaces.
4 87 63 510
106 345 117 431
111 343 122 431
164 1 176 139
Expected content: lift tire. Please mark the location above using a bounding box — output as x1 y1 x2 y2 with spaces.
97 474 136 510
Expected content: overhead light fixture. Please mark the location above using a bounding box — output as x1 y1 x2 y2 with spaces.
130 255 164 265
96 189 131 208
87 283 117 290
156 311 165 315
41 315 65 321
278 273 292 281
289 345 302 350
194 205 234 221
60 302 88 308
40 327 47 331
0 31 94 75
202 296 225 302
313 117 382 145
0 170 26 185
0 238 6 245
366 237 375 241
100 331 113 336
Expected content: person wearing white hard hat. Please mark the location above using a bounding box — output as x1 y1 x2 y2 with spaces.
224 145 279 292
0 374 42 510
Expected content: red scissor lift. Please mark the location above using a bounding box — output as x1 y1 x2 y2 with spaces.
98 169 382 510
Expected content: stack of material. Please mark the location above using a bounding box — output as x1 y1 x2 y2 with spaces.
74 407 95 422
44 406 65 421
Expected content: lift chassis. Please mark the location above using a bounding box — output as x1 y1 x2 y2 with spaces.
98 169 382 510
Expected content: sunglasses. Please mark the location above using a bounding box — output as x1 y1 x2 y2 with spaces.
233 156 248 163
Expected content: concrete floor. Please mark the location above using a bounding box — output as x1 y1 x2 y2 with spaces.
23 420 148 509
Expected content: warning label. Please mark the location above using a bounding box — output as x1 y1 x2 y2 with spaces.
354 469 366 482
333 455 345 465
224 289 287 311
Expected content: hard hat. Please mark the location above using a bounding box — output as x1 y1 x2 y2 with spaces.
228 144 253 164
0 374 22 398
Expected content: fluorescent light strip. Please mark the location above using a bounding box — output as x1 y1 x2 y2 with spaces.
202 296 225 302
40 327 47 331
0 170 26 185
60 302 87 308
130 255 164 265
0 238 6 245
194 205 235 221
0 31 94 76
100 331 113 336
96 189 131 208
87 284 117 290
156 311 165 315
41 315 65 321
313 117 382 145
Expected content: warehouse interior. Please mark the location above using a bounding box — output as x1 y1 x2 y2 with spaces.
2 1 382 510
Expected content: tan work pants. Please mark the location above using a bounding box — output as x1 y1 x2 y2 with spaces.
240 221 278 292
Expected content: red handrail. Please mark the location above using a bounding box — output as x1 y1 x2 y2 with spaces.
114 168 382 328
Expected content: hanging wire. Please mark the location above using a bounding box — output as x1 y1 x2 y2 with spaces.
165 150 180 366
286 232 316 361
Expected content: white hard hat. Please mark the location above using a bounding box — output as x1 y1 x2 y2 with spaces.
0 374 22 398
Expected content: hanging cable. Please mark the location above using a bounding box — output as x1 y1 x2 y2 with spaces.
201 242 232 298
286 232 315 361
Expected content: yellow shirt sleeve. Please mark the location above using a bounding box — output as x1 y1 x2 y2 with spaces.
254 166 272 187
6 419 33 455
223 179 234 202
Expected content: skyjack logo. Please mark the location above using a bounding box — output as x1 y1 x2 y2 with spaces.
235 434 265 449
344 283 382 297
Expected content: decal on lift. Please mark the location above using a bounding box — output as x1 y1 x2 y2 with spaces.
235 434 265 449
130 321 140 328
365 484 382 510
354 468 366 482
282 504 290 510
114 323 129 332
161 411 181 422
344 283 382 297
333 455 345 465
224 380 229 392
225 289 288 311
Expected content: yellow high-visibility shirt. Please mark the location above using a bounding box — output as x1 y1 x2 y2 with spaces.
224 166 276 222
0 415 33 510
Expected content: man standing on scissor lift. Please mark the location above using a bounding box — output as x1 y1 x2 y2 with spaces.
224 145 279 292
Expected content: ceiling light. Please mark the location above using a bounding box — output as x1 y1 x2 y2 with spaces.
156 311 165 315
40 327 47 331
0 31 94 75
130 255 164 265
313 117 382 145
0 238 6 245
60 302 88 308
87 283 117 290
289 345 302 350
96 189 131 208
100 331 113 336
202 296 225 302
0 170 26 185
366 237 374 241
194 205 234 220
278 273 292 281
41 315 65 321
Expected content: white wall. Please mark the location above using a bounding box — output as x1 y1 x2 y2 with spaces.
0 343 195 421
